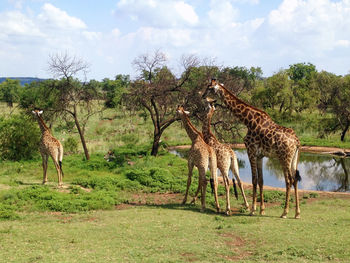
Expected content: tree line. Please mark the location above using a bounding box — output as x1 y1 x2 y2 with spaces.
0 51 349 161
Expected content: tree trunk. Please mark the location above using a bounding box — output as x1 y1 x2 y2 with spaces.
340 121 349 142
151 132 162 156
72 107 90 160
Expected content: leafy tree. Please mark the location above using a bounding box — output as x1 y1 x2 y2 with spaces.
102 74 130 108
313 71 349 141
126 51 203 156
0 79 21 107
0 114 40 160
252 70 293 113
288 62 318 112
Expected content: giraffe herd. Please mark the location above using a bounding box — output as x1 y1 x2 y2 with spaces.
32 78 302 219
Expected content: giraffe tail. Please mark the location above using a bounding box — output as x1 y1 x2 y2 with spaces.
232 178 238 200
295 170 301 182
292 148 301 182
210 178 214 194
59 144 64 177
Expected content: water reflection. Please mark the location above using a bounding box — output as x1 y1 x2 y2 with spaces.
169 148 350 192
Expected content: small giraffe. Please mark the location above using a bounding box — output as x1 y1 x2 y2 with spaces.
176 106 220 212
32 109 64 187
202 101 249 215
202 79 301 219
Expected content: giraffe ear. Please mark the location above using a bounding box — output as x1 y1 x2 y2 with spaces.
184 110 190 115
38 110 43 115
32 110 36 114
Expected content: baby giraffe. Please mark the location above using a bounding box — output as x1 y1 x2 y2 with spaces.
176 106 220 212
32 109 64 187
202 101 249 215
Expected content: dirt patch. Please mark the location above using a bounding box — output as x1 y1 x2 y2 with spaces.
180 253 198 262
219 232 253 261
115 192 184 210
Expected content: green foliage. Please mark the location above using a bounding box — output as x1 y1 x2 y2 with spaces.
63 137 78 154
102 75 130 108
125 168 174 192
0 203 20 220
0 185 124 213
0 114 40 161
0 79 21 107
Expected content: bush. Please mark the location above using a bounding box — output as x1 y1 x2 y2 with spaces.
63 137 78 154
0 114 40 161
0 185 125 213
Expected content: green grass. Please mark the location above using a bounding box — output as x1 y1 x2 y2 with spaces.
0 197 349 262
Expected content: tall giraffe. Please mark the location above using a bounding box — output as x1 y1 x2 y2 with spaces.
202 79 301 219
202 101 249 215
32 110 64 187
176 106 220 212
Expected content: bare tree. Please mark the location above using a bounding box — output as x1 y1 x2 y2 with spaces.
48 51 90 79
47 52 101 160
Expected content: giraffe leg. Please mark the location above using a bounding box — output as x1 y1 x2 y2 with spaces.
209 155 220 213
248 155 258 216
199 167 207 212
191 176 201 204
183 161 194 204
222 173 231 215
257 158 265 215
231 155 249 209
293 177 301 219
41 153 48 185
53 161 63 187
281 168 291 218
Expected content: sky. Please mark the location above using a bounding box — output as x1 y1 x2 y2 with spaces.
1 0 350 80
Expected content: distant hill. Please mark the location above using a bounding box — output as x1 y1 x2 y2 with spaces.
0 77 46 86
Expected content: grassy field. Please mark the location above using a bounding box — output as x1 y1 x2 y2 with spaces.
1 103 350 262
0 194 349 262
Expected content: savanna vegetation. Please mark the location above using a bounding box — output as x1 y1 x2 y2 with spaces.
0 51 349 262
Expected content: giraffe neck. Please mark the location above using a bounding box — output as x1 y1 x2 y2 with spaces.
180 114 201 142
36 115 50 134
202 109 217 145
217 85 271 130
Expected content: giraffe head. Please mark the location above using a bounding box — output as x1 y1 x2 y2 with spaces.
202 78 222 100
176 105 190 116
32 109 43 117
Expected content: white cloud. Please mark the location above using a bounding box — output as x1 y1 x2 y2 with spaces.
267 0 350 50
38 3 87 30
208 0 239 27
115 0 199 28
0 11 43 40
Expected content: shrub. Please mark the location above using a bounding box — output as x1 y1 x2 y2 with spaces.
0 114 40 161
0 204 20 220
63 137 78 154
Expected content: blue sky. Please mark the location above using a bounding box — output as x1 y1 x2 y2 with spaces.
1 0 350 80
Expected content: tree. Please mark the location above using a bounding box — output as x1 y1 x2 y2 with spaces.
45 52 102 160
252 70 293 113
288 62 318 112
102 74 130 108
313 71 349 141
126 51 201 156
0 114 40 161
0 79 21 107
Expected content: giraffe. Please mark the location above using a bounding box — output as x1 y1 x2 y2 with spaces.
202 79 301 219
32 109 64 187
202 101 249 215
176 106 220 212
